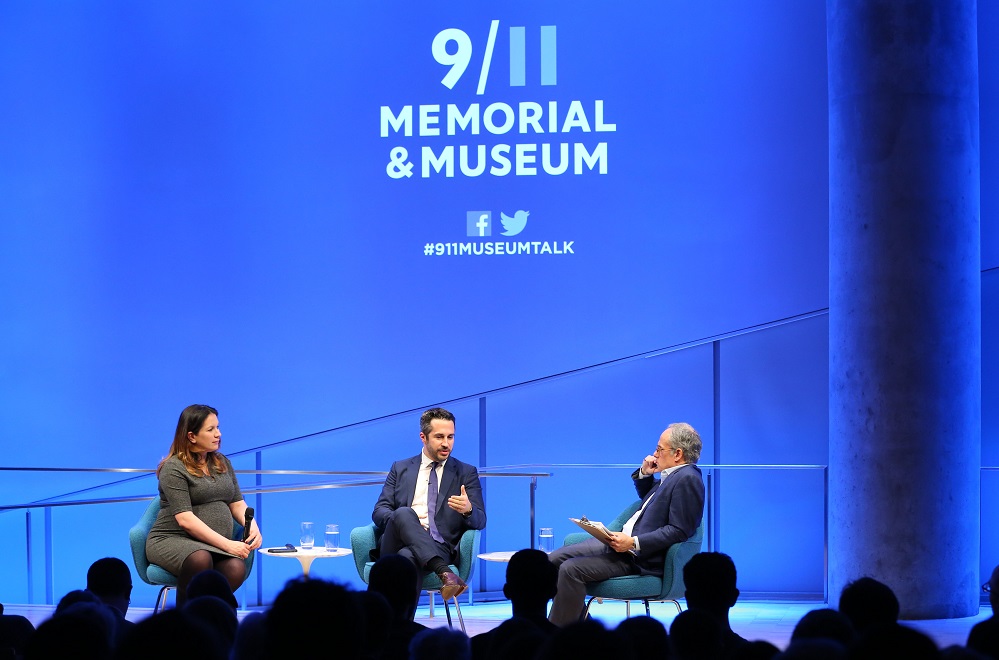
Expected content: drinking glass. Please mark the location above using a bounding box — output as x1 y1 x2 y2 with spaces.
538 527 554 553
325 524 340 552
300 521 315 549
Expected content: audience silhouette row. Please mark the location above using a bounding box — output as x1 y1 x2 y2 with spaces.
2 552 998 660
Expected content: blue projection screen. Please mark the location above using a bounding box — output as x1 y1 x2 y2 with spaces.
0 2 828 464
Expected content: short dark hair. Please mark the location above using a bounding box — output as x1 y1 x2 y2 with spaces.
504 549 558 605
268 578 361 659
86 558 132 598
838 577 900 632
420 408 455 437
683 552 738 610
369 554 421 621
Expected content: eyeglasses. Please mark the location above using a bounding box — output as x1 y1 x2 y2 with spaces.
654 445 677 455
984 582 992 594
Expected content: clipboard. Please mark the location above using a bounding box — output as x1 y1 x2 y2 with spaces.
569 516 613 546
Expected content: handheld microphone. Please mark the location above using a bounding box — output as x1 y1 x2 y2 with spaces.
242 507 254 542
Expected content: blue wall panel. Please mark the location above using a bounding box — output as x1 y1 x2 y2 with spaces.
982 270 999 582
717 316 829 594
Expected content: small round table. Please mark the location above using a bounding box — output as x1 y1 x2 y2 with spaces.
259 546 352 578
477 551 518 563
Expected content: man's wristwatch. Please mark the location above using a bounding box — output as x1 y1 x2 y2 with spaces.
462 506 473 518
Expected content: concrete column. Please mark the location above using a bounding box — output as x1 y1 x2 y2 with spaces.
828 0 981 618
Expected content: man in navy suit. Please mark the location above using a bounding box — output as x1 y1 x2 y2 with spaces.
547 422 705 626
373 407 486 600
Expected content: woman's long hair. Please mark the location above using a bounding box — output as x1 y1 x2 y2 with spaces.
156 404 228 477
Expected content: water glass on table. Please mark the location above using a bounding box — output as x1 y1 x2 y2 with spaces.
301 521 315 549
538 527 554 553
325 524 340 551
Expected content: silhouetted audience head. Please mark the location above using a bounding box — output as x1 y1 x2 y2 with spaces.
940 645 989 659
87 557 133 617
187 569 238 610
537 619 626 660
369 554 422 622
0 602 35 659
409 626 470 660
113 608 226 660
616 616 670 659
504 549 558 611
777 638 846 660
266 578 362 659
184 595 238 652
837 577 899 633
730 640 781 660
670 608 724 660
684 552 740 616
25 604 114 660
49 593 119 654
966 566 999 658
849 623 939 659
791 608 856 647
484 617 549 660
354 590 393 660
230 611 267 660
969 619 999 659
55 589 102 615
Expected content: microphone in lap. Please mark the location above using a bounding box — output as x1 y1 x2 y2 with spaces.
243 507 254 542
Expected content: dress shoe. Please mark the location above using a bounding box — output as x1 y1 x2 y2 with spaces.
438 571 467 601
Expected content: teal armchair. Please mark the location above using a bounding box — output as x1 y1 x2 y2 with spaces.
350 523 480 632
563 500 704 618
128 498 254 612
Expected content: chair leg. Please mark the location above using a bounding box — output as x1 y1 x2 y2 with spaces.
644 600 651 617
667 599 682 614
441 593 454 628
451 596 466 633
428 590 435 618
583 596 599 619
154 586 175 614
625 601 631 617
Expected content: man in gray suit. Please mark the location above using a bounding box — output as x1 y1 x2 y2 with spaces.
547 422 705 626
373 408 486 600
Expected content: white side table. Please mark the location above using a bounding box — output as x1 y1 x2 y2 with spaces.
477 551 518 563
259 546 352 578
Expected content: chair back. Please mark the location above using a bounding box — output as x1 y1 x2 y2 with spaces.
608 500 643 532
129 499 161 585
453 528 481 582
658 519 705 601
350 524 379 582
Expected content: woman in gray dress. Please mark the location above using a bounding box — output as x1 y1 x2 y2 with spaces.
146 404 263 606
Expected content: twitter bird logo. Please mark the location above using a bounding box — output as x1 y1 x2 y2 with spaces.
500 210 530 236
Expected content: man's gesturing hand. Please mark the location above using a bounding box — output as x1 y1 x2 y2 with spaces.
447 484 472 514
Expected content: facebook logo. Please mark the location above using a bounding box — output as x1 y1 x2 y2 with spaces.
466 211 492 237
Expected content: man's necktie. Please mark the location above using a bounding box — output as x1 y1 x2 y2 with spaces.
427 462 444 543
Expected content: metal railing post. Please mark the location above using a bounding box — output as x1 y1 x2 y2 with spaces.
26 510 33 604
44 506 53 605
530 477 537 548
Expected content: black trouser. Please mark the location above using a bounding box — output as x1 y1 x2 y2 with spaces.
378 507 454 571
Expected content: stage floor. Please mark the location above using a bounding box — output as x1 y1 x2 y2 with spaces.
5 599 991 651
